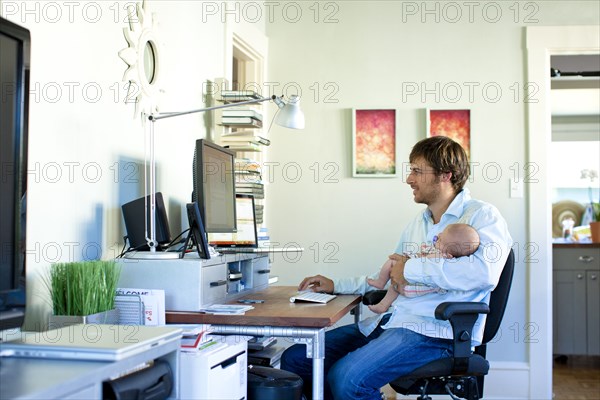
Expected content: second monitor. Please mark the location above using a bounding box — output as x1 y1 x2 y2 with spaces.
192 139 237 234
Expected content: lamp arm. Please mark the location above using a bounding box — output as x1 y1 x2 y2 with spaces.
148 95 277 121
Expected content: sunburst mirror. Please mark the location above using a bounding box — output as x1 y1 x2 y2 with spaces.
118 0 162 118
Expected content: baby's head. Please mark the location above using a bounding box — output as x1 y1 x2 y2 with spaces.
434 223 480 257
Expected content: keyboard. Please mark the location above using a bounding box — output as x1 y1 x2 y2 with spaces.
289 291 337 304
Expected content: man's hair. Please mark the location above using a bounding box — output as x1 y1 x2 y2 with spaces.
409 136 470 192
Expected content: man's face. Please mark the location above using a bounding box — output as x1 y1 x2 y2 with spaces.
406 157 442 205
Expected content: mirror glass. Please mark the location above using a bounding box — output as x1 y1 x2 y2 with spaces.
143 41 156 84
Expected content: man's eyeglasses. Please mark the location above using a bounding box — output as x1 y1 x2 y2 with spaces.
408 167 439 176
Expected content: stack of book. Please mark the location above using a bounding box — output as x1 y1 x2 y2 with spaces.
220 130 270 152
221 107 263 129
235 159 265 224
219 90 262 102
257 226 269 246
254 204 264 225
235 158 262 183
236 182 264 199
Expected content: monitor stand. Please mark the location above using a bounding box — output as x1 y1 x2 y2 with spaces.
178 230 218 259
122 250 181 260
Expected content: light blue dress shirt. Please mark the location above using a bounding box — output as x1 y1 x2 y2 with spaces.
332 188 513 346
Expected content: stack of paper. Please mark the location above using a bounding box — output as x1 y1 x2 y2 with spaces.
198 304 254 315
177 325 216 352
115 288 166 325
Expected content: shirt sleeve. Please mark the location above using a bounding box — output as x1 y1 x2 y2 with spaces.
403 204 513 292
332 270 383 295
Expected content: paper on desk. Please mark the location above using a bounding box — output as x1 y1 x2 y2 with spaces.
198 304 254 315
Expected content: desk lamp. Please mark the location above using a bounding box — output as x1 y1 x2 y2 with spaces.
138 95 304 257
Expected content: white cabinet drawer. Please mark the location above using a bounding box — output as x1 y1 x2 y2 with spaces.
202 264 228 305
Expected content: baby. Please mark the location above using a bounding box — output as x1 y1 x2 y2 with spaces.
367 223 480 314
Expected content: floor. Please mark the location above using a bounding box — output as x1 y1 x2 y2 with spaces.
553 355 600 400
380 356 600 399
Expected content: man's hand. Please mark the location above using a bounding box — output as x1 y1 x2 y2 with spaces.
388 254 410 295
298 275 334 293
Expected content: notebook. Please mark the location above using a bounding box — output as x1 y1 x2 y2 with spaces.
210 194 303 254
0 324 182 361
209 194 258 250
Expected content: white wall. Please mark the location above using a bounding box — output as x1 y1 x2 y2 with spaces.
264 0 598 397
0 0 264 330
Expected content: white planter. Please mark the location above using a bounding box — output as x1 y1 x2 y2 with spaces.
48 309 119 329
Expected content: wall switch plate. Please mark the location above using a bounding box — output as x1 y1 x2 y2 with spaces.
510 179 524 198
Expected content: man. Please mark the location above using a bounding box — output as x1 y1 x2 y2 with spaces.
280 136 513 399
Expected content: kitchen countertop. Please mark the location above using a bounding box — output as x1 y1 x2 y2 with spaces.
553 241 600 248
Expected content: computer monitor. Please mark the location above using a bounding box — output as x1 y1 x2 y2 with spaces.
192 139 237 233
0 16 30 331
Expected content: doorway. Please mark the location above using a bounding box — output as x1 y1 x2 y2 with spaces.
526 25 600 399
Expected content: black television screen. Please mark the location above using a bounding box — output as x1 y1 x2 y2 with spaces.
192 139 237 233
0 17 30 331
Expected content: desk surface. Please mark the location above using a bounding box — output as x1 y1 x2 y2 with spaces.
166 286 361 328
0 335 180 400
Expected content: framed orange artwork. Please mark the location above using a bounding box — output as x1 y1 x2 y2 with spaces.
427 109 471 159
352 109 397 177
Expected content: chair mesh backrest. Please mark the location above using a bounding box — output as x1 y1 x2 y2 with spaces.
482 249 515 344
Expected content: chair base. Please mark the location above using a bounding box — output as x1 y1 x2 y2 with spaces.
391 376 481 400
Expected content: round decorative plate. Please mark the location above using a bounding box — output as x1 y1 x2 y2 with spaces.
552 200 585 238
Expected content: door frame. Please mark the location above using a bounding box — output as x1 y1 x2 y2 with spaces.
526 25 600 399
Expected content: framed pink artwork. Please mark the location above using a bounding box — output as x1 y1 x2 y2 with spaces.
427 109 471 158
352 109 397 177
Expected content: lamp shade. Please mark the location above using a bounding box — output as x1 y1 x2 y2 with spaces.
274 95 305 129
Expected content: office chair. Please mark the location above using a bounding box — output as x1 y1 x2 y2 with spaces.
362 249 515 400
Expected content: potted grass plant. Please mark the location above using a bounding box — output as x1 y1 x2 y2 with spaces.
590 202 600 243
581 169 600 243
46 260 121 328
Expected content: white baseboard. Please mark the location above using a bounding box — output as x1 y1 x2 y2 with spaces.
484 361 530 399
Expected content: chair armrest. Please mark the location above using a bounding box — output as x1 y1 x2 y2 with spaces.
435 302 490 375
362 290 387 306
435 302 490 320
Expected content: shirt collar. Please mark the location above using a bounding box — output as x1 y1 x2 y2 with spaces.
445 188 470 217
422 188 471 222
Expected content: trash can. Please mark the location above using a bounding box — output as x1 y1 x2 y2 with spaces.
247 365 303 400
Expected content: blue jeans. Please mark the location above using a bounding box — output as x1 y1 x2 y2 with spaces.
280 315 453 400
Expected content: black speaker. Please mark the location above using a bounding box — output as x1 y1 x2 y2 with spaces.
121 193 172 251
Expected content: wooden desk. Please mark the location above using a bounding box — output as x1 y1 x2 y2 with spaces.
167 286 362 400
